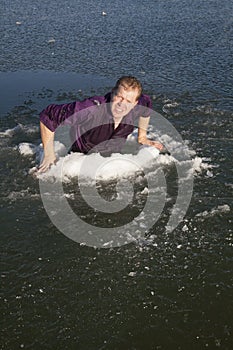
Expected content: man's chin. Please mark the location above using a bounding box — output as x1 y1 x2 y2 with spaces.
111 110 124 119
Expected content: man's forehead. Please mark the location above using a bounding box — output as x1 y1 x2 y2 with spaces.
118 83 137 91
117 85 139 99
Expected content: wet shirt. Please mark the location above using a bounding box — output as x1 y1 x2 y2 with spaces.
40 92 152 155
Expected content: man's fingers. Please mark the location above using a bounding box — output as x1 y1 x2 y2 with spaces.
37 162 52 174
37 155 56 174
37 165 49 174
148 141 171 154
149 141 164 150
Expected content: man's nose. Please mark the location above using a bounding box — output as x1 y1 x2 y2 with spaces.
118 97 124 105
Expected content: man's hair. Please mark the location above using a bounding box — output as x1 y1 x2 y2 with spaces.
114 76 142 101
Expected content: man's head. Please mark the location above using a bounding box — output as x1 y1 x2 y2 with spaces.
111 76 142 122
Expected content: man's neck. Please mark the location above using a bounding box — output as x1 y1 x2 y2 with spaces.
114 116 123 129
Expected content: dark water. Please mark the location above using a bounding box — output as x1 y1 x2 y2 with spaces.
1 0 233 349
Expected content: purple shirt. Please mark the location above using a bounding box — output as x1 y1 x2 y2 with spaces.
40 92 152 155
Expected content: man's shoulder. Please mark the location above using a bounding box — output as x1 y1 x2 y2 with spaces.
88 92 111 105
74 95 108 112
89 95 109 105
138 94 152 108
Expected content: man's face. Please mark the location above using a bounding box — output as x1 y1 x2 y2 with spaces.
111 85 139 121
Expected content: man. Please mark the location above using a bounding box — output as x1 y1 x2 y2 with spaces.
38 76 164 173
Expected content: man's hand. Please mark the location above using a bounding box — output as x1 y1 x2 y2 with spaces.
138 117 169 153
139 137 165 151
38 153 56 173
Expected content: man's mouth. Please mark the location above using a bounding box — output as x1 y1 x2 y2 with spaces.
115 105 125 114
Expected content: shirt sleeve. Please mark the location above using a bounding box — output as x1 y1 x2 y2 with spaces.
136 94 152 118
138 94 152 108
39 96 106 132
39 102 76 132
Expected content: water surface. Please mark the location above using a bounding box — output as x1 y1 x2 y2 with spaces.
1 0 232 349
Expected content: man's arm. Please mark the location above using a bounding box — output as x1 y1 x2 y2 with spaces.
138 116 164 151
37 97 105 172
37 100 78 173
38 122 56 173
